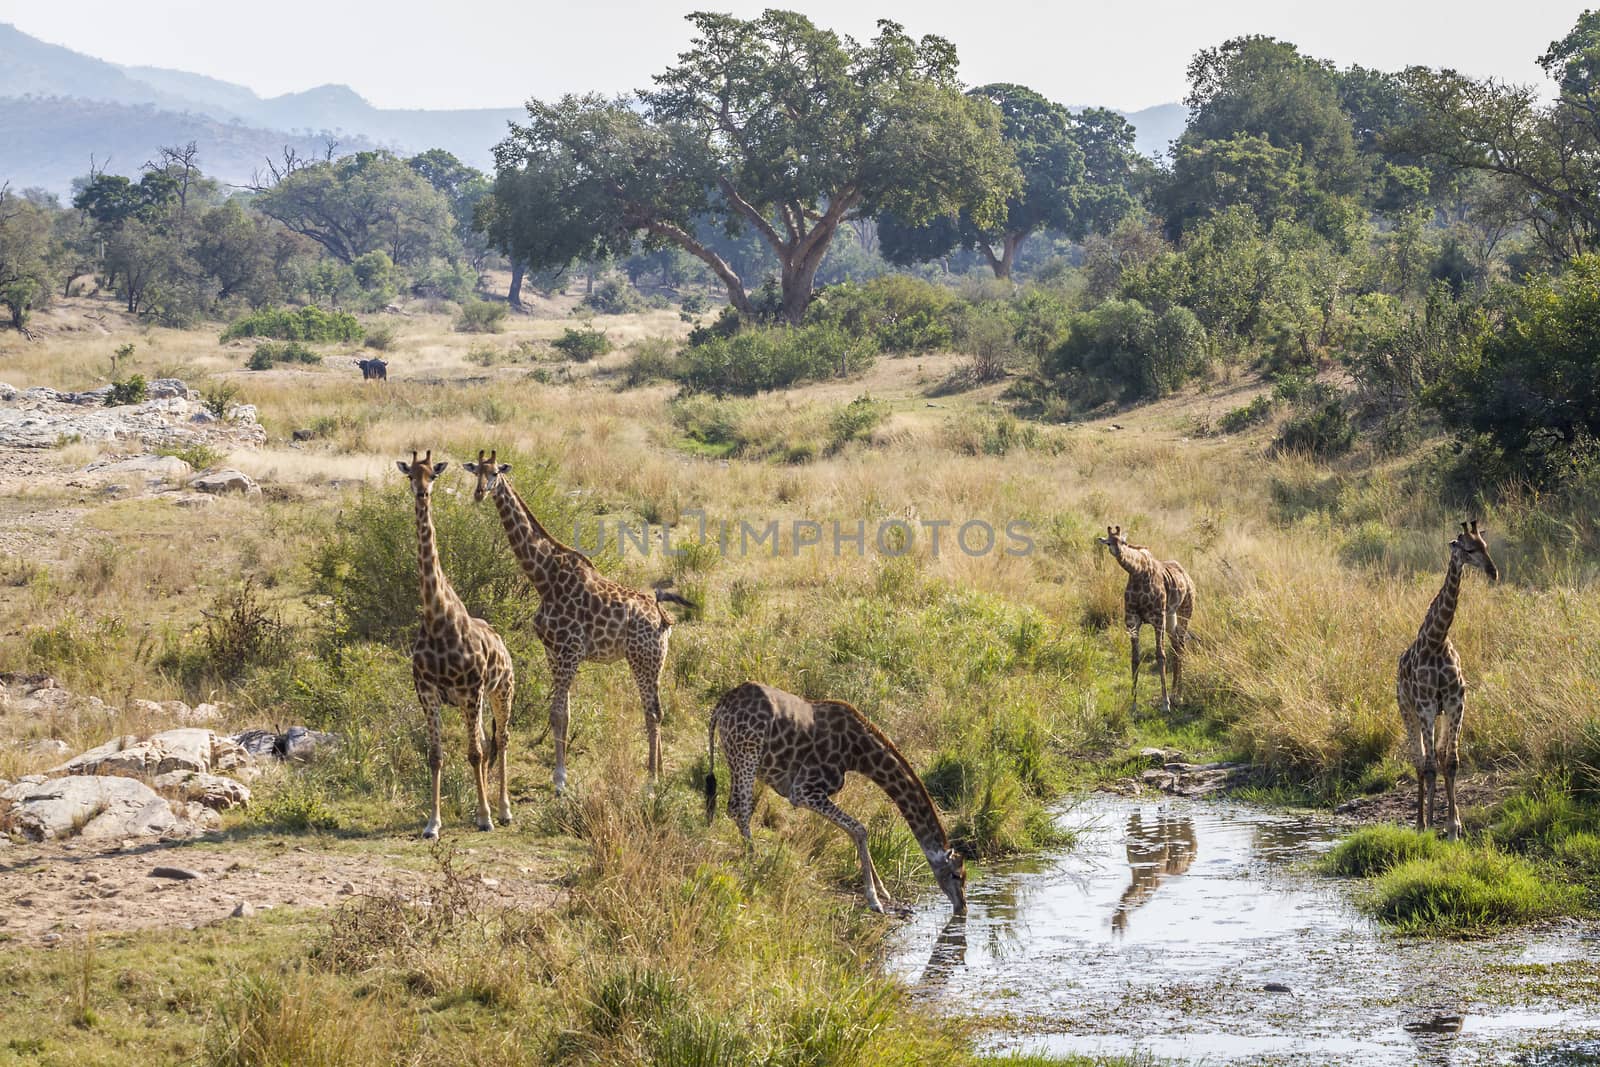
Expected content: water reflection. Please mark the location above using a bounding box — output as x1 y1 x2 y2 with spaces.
917 915 967 991
1111 810 1196 934
1400 973 1467 1067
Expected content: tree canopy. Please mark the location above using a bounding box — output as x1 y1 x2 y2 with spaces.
486 10 1018 321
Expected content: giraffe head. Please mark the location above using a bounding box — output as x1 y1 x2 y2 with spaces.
396 450 449 499
462 449 511 504
1450 519 1499 582
932 846 968 914
1097 525 1129 560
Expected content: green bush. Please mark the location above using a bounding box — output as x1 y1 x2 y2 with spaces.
248 341 322 370
1217 395 1274 433
1041 298 1208 408
309 460 585 648
221 306 363 343
677 323 876 396
808 275 956 353
104 375 147 406
552 326 613 362
455 300 508 334
362 324 397 351
625 337 679 386
679 293 709 316
827 394 890 451
583 277 645 315
1275 384 1355 458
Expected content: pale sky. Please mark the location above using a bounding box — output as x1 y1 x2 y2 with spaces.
1 0 1588 111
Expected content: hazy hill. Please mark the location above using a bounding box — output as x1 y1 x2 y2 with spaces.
1 96 381 195
1 21 1185 194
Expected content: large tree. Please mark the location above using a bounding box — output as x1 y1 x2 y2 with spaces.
489 11 1017 322
1396 11 1600 261
253 151 459 267
0 186 54 332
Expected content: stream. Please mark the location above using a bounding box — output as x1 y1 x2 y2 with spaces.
889 795 1600 1065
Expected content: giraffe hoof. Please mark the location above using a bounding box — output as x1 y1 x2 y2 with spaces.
422 825 440 841
497 810 514 826
476 819 493 832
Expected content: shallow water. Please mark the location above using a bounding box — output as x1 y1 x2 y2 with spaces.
889 796 1600 1065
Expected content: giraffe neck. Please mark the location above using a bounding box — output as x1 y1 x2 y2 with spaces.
853 728 951 862
1114 545 1160 580
415 489 468 632
489 476 570 599
1418 554 1464 648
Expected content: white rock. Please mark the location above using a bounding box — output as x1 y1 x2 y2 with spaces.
191 469 259 495
83 455 193 484
145 378 189 400
151 770 251 810
226 404 258 424
0 776 192 841
52 728 252 779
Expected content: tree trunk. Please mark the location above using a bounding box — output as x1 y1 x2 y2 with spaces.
508 261 525 311
980 231 1027 280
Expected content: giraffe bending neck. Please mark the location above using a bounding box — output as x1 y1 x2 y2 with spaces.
1418 554 1464 647
853 723 952 862
415 486 467 631
1112 543 1159 578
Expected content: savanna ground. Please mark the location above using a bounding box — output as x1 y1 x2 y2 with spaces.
1 286 1598 1066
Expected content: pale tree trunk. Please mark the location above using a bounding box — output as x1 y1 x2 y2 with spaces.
980 230 1028 280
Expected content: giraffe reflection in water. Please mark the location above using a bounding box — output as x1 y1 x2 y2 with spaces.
1111 810 1197 934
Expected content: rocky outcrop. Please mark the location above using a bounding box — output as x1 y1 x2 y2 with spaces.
191 468 260 494
152 770 251 810
0 774 217 841
0 379 265 451
51 728 252 779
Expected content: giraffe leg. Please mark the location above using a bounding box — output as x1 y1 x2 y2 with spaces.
465 690 493 832
547 651 579 795
1398 689 1428 832
1153 620 1171 715
629 645 666 781
791 787 888 914
1128 624 1142 714
489 679 514 825
1419 704 1440 833
728 755 756 850
1170 606 1191 700
1440 698 1464 840
418 687 445 840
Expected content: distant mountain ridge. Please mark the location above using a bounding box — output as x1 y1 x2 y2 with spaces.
0 21 1184 195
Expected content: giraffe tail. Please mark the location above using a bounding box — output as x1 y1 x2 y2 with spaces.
704 714 719 826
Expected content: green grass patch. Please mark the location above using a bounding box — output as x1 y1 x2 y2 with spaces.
1324 825 1449 877
1367 846 1578 933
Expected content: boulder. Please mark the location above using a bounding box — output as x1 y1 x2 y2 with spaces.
52 728 251 779
127 698 218 725
0 775 212 841
230 726 339 762
190 410 218 424
152 771 250 810
145 378 190 400
191 469 259 495
227 404 259 424
0 382 16 401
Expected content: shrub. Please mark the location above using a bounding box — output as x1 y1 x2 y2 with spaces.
679 292 709 316
104 375 147 406
1042 299 1208 408
551 327 612 362
583 276 645 315
676 323 876 396
455 300 508 334
1217 395 1274 433
221 306 363 343
807 275 956 353
248 341 322 370
625 337 679 386
202 382 241 418
362 324 397 351
827 394 889 451
1275 384 1355 458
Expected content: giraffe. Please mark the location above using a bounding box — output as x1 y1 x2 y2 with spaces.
703 681 968 915
1096 525 1195 715
463 450 690 792
1397 520 1499 839
398 450 516 839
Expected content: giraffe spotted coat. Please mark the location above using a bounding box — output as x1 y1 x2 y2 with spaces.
1097 525 1195 714
704 681 967 915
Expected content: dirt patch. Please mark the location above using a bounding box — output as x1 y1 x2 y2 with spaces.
0 832 560 946
1333 773 1515 826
